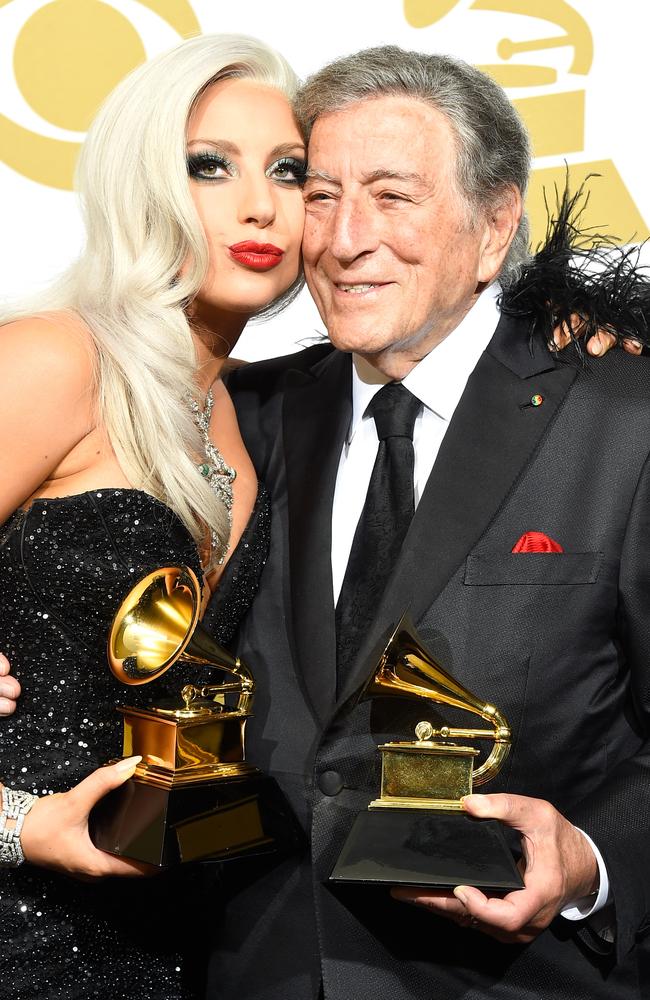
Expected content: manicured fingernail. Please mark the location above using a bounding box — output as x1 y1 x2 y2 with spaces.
116 755 142 773
454 887 469 905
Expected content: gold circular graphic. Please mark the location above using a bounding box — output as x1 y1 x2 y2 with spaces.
403 0 462 29
14 0 146 132
2 0 201 189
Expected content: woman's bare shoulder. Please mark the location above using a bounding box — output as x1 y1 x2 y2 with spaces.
0 311 95 386
0 313 100 519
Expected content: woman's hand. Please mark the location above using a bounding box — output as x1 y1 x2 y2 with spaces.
0 654 20 716
552 316 644 357
19 756 154 879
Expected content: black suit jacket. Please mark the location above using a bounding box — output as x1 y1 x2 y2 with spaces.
207 314 650 1000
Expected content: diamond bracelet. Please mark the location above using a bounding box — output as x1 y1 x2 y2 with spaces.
0 787 38 866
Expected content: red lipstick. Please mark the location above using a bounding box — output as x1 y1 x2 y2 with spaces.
229 241 284 270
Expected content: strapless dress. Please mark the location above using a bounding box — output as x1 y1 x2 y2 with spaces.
0 487 270 1000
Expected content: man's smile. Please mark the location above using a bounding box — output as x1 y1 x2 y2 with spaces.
334 281 391 296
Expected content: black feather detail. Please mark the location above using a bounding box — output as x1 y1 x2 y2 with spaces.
500 177 650 363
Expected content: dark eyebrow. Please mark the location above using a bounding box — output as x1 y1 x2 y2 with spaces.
271 142 306 158
186 140 305 158
187 139 240 155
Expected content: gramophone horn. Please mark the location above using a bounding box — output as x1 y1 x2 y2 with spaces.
107 566 253 700
362 612 511 785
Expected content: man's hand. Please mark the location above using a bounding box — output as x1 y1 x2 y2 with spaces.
552 317 643 357
392 793 599 944
0 654 20 716
20 756 154 879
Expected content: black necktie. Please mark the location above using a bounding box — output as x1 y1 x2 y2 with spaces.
336 382 421 683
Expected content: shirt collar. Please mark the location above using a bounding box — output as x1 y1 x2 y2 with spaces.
347 283 502 443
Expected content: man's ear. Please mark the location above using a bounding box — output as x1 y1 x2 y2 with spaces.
477 185 523 284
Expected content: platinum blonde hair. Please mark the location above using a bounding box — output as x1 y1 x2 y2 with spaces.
296 46 531 286
4 34 301 564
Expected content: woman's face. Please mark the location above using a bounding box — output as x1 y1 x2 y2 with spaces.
186 77 305 325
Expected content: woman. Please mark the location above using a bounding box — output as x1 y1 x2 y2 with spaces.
0 33 305 999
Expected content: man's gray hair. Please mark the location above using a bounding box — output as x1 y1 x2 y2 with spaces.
296 46 532 286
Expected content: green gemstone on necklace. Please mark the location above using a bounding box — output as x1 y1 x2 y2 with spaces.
199 463 211 477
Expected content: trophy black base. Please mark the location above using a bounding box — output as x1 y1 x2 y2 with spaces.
330 809 523 891
89 771 298 867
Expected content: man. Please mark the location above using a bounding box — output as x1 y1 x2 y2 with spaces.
207 47 650 1000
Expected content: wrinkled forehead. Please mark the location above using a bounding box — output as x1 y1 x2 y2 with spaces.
306 94 460 188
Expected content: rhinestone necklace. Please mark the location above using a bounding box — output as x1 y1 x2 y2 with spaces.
186 386 236 560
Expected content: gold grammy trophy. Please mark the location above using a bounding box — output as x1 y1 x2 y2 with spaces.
89 565 296 867
331 613 524 890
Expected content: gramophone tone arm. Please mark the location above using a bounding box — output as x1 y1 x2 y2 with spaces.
416 718 511 787
471 706 511 786
423 725 505 741
182 677 255 714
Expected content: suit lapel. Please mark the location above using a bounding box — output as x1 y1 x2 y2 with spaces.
337 314 579 705
284 349 352 723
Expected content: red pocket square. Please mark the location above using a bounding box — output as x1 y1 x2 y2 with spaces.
511 531 564 553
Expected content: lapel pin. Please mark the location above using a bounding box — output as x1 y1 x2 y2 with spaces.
520 393 544 410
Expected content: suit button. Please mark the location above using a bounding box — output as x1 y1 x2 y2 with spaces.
319 770 344 796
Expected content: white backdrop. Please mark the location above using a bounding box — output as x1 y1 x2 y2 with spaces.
1 0 647 360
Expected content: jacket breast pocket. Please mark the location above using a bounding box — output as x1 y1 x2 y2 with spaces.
463 552 603 586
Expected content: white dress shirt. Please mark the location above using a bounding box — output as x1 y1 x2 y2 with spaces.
332 283 502 601
330 282 611 925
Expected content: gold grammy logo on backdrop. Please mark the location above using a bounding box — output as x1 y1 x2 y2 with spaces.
0 0 201 190
404 0 648 244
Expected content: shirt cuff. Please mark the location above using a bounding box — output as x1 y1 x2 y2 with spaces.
560 828 611 921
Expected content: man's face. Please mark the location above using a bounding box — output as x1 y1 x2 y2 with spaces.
302 95 517 376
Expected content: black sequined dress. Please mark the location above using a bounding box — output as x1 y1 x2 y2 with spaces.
0 488 270 1000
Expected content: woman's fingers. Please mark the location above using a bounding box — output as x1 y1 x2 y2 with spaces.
0 654 20 716
19 757 154 879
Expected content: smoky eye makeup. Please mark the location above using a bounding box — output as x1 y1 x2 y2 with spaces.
266 156 307 186
186 148 307 186
186 150 235 182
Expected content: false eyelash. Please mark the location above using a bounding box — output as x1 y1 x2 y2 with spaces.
273 157 307 185
186 151 232 179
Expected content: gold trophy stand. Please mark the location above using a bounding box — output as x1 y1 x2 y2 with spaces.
89 567 297 867
330 615 523 891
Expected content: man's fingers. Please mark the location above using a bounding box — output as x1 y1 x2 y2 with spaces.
462 792 555 833
452 889 539 943
392 886 470 920
462 792 525 825
392 886 457 909
67 756 142 813
455 885 525 927
392 880 549 943
392 883 539 941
